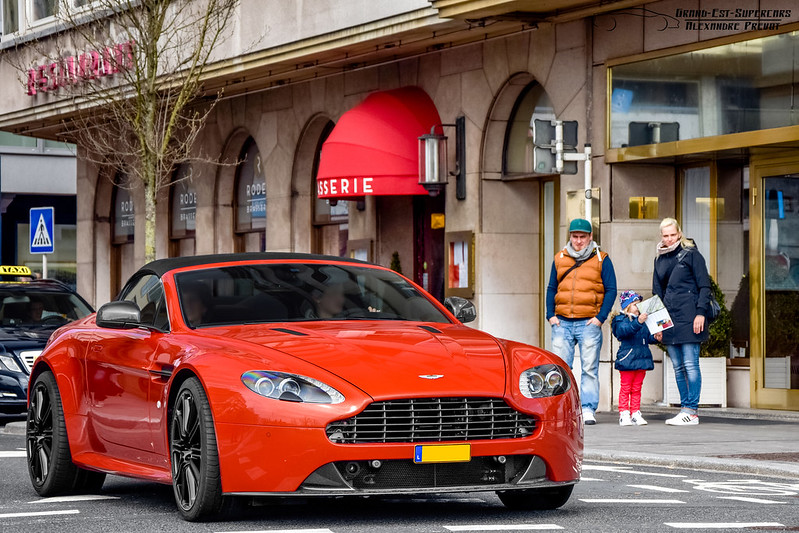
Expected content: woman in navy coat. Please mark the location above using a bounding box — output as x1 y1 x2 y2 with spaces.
653 218 712 426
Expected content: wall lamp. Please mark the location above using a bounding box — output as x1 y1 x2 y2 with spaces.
418 116 466 200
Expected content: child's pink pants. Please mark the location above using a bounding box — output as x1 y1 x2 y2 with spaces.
618 369 646 412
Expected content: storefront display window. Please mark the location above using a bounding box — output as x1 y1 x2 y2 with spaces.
235 138 266 234
112 177 134 244
444 231 474 298
610 30 799 149
170 164 196 240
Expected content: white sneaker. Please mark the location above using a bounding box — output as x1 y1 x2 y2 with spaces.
619 410 632 426
631 411 648 426
665 412 699 426
582 408 597 425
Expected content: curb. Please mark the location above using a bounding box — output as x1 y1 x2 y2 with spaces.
2 421 25 436
585 450 799 479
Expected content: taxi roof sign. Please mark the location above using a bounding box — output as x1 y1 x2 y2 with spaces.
0 265 33 276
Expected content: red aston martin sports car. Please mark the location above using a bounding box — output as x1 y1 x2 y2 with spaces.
26 253 582 521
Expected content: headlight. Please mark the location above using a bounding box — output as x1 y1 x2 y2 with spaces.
519 364 570 398
0 354 22 373
242 371 345 404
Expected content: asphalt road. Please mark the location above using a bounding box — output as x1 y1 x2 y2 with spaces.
2 426 798 532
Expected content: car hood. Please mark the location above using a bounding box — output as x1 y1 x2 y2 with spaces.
207 322 508 400
0 326 52 343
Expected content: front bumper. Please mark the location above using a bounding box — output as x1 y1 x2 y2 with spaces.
215 417 582 495
0 371 28 414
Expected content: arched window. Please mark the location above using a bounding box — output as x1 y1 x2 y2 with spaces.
234 138 266 251
312 121 348 256
503 84 555 177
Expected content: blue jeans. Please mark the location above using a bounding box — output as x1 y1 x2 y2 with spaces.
551 318 602 412
667 343 702 412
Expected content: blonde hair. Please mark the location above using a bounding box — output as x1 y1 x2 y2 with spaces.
659 217 695 248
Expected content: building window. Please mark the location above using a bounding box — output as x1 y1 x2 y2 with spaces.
609 30 799 149
503 83 555 177
31 0 57 21
2 0 19 34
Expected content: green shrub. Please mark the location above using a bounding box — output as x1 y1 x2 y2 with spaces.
701 276 732 357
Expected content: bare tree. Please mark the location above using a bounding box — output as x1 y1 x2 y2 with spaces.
16 0 239 262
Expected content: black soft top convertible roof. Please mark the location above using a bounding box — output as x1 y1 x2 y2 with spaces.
139 252 367 278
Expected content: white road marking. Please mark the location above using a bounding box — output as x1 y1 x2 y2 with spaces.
683 479 799 496
579 477 603 481
445 526 564 531
0 509 79 519
665 523 784 529
580 498 685 504
717 496 786 504
29 494 120 504
583 465 685 478
0 451 26 458
628 484 690 493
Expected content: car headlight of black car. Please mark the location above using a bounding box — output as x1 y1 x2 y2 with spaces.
518 364 570 398
0 354 22 373
241 370 345 404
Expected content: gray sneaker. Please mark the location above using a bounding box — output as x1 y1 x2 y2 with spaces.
582 408 597 425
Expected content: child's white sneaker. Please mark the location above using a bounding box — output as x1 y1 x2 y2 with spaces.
631 411 648 425
619 410 633 426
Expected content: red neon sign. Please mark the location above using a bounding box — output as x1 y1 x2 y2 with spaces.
27 40 136 96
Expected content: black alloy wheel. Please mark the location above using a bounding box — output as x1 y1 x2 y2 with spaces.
27 371 105 495
170 377 225 521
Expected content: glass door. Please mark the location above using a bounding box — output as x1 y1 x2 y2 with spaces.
751 157 799 410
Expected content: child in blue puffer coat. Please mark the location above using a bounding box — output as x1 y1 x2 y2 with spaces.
611 291 662 426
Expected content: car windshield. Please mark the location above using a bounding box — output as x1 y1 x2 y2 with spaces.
0 289 93 328
175 263 450 328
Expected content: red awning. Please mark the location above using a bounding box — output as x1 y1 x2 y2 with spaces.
316 86 442 200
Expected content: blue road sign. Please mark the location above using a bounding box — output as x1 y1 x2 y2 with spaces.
30 207 55 254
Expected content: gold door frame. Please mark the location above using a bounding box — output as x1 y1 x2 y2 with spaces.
749 153 799 410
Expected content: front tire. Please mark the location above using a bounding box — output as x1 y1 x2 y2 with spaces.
497 485 574 510
27 371 105 495
170 377 224 521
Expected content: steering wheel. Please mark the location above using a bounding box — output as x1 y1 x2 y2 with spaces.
39 315 68 325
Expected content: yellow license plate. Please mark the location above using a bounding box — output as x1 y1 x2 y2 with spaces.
413 444 471 464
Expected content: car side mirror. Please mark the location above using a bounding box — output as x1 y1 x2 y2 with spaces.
96 301 142 329
444 296 476 323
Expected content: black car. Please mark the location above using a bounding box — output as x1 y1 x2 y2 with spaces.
0 267 93 414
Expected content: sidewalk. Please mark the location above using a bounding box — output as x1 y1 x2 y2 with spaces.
584 405 799 479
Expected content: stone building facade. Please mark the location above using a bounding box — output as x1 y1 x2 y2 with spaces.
2 0 799 410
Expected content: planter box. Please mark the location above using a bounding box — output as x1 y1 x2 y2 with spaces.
663 355 727 407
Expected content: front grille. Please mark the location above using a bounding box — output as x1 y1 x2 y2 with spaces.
326 397 535 443
18 350 41 373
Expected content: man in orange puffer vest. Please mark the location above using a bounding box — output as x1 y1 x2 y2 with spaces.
545 218 617 426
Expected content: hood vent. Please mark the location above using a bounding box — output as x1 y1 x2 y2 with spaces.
272 327 308 336
418 325 442 334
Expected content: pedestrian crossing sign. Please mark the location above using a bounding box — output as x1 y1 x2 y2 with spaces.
30 207 55 254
